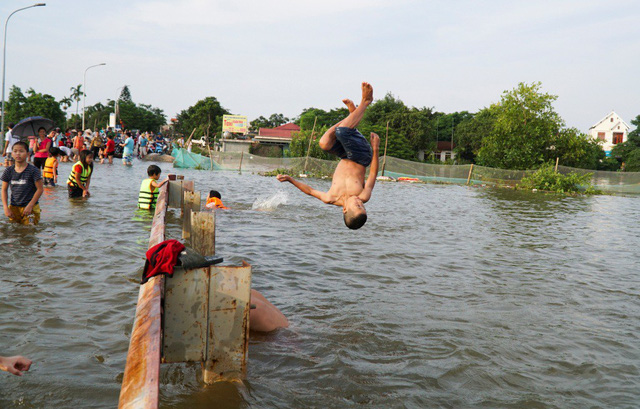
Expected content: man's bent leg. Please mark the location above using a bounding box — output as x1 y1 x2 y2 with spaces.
339 82 373 129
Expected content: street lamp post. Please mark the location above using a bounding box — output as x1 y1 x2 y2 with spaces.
0 3 46 154
82 63 106 131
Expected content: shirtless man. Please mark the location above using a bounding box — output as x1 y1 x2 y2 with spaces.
277 82 379 230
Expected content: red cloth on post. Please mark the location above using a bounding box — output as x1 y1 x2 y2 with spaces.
141 239 186 284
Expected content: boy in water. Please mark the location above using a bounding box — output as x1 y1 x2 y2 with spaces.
1 141 44 225
43 147 61 187
204 190 228 210
277 82 379 229
138 165 169 210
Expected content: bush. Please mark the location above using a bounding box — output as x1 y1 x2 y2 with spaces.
518 165 599 194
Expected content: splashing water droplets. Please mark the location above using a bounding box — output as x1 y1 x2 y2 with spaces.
252 191 289 211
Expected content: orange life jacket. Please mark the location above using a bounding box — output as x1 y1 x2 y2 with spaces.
43 157 58 178
205 197 228 210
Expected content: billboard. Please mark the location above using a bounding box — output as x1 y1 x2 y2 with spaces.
222 115 248 134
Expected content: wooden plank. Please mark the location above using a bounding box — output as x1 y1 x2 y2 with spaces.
119 184 169 409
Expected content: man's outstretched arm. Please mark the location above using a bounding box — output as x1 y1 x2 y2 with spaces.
277 174 331 203
359 132 380 203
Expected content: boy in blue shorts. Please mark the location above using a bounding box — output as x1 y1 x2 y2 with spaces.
1 141 44 225
120 131 134 166
277 82 379 230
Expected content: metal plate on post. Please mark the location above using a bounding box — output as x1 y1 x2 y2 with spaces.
162 267 209 363
204 261 252 383
182 191 201 240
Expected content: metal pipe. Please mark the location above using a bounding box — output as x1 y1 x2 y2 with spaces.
82 63 106 130
0 3 46 153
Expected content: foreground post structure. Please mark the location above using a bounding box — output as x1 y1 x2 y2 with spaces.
119 179 251 409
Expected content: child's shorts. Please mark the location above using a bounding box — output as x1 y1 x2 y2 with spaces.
68 185 84 198
123 154 133 163
9 204 41 225
327 127 373 167
44 177 56 187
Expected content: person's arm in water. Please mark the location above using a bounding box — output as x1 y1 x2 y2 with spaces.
0 355 32 376
53 160 58 184
358 133 380 203
23 178 44 216
2 181 11 219
276 174 332 203
74 168 90 197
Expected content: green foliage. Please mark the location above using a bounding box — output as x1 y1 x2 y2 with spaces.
250 113 290 131
175 97 230 140
119 85 132 102
518 165 597 194
297 107 349 130
118 101 166 132
69 84 83 116
477 82 564 169
552 127 606 169
624 149 640 172
455 107 497 161
287 128 336 160
4 86 66 127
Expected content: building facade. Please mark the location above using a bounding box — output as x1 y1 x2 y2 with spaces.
589 111 631 156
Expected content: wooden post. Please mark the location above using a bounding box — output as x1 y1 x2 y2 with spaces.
466 164 474 185
182 191 201 241
238 151 244 174
303 116 318 174
184 128 196 150
555 157 559 173
381 120 389 176
207 143 214 171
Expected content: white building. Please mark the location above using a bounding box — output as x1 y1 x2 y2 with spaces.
589 111 631 155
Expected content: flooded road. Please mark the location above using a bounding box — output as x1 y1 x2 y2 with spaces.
1 161 639 408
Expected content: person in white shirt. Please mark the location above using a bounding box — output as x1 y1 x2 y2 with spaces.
3 123 18 167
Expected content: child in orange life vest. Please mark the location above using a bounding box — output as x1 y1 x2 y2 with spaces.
205 190 228 210
43 147 61 187
138 165 169 210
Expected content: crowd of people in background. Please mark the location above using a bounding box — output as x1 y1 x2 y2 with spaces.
2 124 172 169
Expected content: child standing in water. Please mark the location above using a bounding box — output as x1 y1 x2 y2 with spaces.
277 82 379 230
67 150 94 198
1 141 44 225
205 190 228 210
43 147 60 187
138 165 169 210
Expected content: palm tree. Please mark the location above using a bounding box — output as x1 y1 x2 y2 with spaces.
70 84 83 117
59 96 73 118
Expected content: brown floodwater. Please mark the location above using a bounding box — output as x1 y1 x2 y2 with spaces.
1 161 639 408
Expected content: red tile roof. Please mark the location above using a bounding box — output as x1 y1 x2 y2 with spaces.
258 123 301 139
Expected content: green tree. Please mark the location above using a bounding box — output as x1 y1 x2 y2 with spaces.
551 127 605 169
119 85 132 102
476 82 564 169
454 106 497 161
610 114 640 170
4 86 65 127
69 84 83 117
287 127 335 160
175 97 230 140
624 148 640 172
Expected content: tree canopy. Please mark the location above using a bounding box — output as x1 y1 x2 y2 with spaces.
175 97 230 139
4 86 66 128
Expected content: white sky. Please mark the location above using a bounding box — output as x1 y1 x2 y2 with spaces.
2 0 639 131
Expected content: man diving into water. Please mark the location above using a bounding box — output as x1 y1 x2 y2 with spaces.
277 82 380 230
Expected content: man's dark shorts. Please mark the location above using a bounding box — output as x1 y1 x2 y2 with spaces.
327 127 372 167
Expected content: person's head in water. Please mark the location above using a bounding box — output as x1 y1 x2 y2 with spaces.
208 190 221 200
147 165 162 180
343 195 367 230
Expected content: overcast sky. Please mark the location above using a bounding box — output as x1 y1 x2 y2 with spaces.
2 0 638 131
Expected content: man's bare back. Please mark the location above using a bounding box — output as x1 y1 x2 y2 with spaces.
277 82 380 229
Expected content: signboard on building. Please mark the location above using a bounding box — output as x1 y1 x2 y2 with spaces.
109 113 116 128
222 115 248 134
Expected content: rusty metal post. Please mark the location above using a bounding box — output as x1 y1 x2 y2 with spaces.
182 191 201 241
204 262 252 383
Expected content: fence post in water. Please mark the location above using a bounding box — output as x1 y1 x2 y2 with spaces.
238 151 244 174
182 191 201 240
466 164 474 185
207 143 214 171
303 116 318 175
381 120 389 176
555 157 559 173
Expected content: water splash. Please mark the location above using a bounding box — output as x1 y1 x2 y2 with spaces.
252 191 289 211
